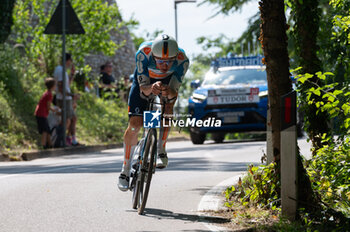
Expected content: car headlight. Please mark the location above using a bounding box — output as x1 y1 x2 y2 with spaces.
259 90 268 97
192 93 207 102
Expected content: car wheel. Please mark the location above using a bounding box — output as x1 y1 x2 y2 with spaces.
212 133 225 143
190 131 206 144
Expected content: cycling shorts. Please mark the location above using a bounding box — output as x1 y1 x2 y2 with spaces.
128 70 172 117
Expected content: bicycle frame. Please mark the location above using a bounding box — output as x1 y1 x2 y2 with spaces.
130 95 167 214
131 97 161 179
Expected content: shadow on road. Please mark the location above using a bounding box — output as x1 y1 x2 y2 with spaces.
0 156 259 175
0 140 263 175
166 157 258 172
166 141 265 154
142 207 230 225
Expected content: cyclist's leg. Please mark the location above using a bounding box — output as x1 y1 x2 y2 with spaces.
157 100 175 168
119 117 142 191
121 116 142 174
118 77 148 191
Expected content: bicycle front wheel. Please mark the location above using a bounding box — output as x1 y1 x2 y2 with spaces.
138 129 157 215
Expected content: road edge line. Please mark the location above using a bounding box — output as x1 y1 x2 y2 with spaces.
197 174 243 232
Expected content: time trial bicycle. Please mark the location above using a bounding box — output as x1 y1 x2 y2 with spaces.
129 96 167 215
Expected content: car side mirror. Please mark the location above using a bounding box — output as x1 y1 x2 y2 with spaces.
190 79 201 89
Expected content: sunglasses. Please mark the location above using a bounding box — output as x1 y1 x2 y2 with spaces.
154 57 175 65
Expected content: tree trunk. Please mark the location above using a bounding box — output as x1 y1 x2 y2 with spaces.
259 0 292 169
292 0 327 217
0 0 16 44
293 0 331 152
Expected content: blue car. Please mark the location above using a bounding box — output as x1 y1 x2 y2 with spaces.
188 56 268 144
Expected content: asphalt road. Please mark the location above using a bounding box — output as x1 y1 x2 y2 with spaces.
0 139 311 232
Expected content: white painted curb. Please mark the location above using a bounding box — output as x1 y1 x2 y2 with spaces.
197 174 243 232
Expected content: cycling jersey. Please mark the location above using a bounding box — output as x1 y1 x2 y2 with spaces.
128 41 189 117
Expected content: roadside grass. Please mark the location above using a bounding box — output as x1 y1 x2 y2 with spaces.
76 93 128 145
212 200 347 232
215 162 350 232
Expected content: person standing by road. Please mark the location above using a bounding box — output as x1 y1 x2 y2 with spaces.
34 77 58 149
53 53 79 146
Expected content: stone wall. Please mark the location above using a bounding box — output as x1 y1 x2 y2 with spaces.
85 0 136 82
85 26 136 82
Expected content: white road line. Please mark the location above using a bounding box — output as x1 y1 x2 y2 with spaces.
0 156 122 180
197 174 243 232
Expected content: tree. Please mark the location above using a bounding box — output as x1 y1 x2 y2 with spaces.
0 0 16 44
317 0 350 84
201 0 292 171
259 0 292 166
291 0 331 152
201 0 321 220
128 28 164 51
10 0 126 75
200 0 253 16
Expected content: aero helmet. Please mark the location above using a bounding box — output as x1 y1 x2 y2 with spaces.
151 34 179 58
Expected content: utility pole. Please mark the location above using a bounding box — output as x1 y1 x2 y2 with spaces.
44 0 85 147
174 0 196 115
174 0 196 41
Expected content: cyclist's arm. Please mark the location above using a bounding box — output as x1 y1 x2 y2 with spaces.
161 84 177 99
166 54 189 101
135 47 154 97
139 85 152 96
136 58 162 96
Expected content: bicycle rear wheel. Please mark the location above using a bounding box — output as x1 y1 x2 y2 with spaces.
138 129 157 215
131 163 140 209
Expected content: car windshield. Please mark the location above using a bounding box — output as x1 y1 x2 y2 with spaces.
202 68 267 86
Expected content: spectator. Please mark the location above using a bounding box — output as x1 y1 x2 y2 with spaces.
99 61 118 98
69 92 80 146
53 53 80 146
100 64 105 74
34 77 58 149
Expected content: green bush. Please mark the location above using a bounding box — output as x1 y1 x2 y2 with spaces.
307 139 350 217
224 162 280 209
0 83 32 151
0 45 39 151
76 93 128 144
295 71 350 216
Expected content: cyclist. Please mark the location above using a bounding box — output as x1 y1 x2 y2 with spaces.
118 34 189 191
